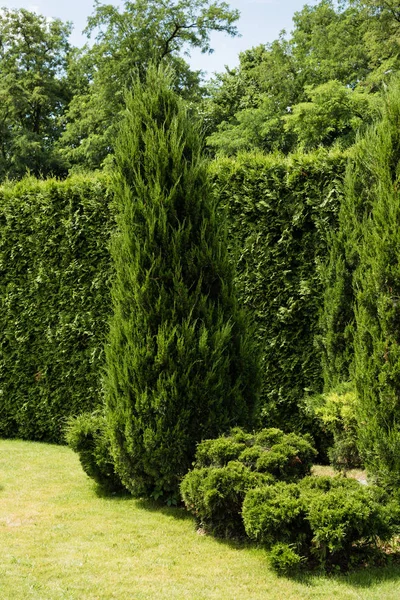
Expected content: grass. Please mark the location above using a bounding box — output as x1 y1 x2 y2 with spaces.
1 439 400 600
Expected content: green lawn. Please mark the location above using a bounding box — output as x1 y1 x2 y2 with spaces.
1 439 399 600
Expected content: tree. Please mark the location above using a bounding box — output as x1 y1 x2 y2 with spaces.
284 80 377 151
105 65 259 500
59 0 240 171
0 8 72 180
321 78 400 489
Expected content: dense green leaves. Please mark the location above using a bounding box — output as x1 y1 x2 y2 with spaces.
211 149 347 432
322 78 400 489
0 8 72 180
0 175 113 441
104 66 259 500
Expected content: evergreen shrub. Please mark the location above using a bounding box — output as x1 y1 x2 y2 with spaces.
104 65 259 501
0 174 112 442
242 476 398 570
303 383 361 472
65 412 125 492
211 149 347 432
180 461 273 538
193 427 316 480
181 427 316 537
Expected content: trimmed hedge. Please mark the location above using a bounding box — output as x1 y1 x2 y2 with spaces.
211 149 347 431
0 148 347 443
0 175 113 442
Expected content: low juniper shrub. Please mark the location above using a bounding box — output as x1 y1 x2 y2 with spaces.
193 427 317 480
65 412 125 493
242 475 398 571
180 461 273 538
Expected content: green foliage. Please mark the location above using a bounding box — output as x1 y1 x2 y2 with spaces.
243 476 398 570
269 543 304 575
211 149 347 432
105 65 259 501
321 77 400 489
284 81 377 151
59 0 240 171
0 174 113 442
255 434 317 482
65 412 125 492
0 8 72 181
204 1 388 156
194 438 247 468
181 427 316 538
193 428 317 480
180 461 272 538
304 383 361 472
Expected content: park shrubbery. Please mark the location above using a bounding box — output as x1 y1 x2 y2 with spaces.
181 430 399 572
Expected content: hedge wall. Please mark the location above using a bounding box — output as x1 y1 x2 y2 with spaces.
0 175 113 442
211 150 347 430
0 150 347 443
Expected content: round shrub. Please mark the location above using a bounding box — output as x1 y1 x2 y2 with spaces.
194 437 247 468
242 482 310 549
65 412 125 493
306 485 394 562
255 428 285 447
255 434 317 481
180 461 273 538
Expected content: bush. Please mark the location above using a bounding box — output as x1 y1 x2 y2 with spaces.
243 476 398 570
180 461 273 538
182 427 316 538
303 383 361 473
243 482 310 550
194 428 317 481
194 438 247 468
65 412 125 493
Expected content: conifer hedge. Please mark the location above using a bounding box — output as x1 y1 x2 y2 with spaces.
0 149 347 444
0 175 112 442
211 150 347 430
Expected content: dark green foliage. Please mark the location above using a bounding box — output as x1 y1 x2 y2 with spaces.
181 427 316 538
210 149 347 433
65 412 125 492
104 65 259 500
321 78 400 488
0 175 113 442
180 461 273 538
243 475 398 570
192 427 317 480
194 438 247 468
243 482 309 549
255 433 317 482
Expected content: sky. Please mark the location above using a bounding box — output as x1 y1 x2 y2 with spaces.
1 0 315 75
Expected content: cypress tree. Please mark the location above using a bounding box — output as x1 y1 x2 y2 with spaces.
323 79 400 488
104 65 259 500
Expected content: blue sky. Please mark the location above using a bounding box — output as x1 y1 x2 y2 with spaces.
1 0 314 75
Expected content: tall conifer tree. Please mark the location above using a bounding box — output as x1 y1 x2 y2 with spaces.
322 78 400 488
105 65 259 499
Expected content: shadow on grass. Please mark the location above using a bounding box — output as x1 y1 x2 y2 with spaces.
135 498 193 522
